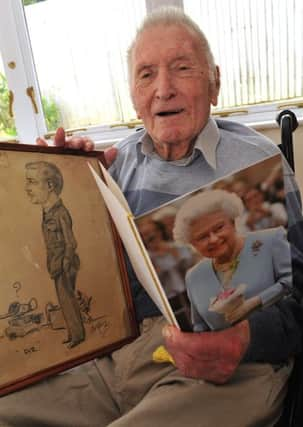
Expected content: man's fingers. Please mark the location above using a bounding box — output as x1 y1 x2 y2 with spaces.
36 137 48 147
163 321 250 361
162 321 250 383
104 147 118 167
162 325 180 342
162 326 193 352
54 127 66 147
66 137 85 149
36 127 95 151
66 136 94 151
83 139 94 152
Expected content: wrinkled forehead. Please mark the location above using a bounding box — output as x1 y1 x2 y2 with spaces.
131 23 207 69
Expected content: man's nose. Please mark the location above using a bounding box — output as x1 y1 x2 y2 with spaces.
208 232 219 243
155 69 176 100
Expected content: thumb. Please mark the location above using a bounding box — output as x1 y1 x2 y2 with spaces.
54 127 66 147
36 137 48 147
162 325 192 359
104 147 118 167
162 325 181 344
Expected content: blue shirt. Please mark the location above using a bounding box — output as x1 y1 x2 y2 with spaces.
186 227 292 332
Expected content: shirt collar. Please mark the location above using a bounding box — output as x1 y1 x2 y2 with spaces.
43 198 62 215
138 117 220 169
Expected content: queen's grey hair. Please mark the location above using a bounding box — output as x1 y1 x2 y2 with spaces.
127 6 216 86
173 189 244 244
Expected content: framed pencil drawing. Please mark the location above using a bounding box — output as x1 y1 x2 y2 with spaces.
0 143 138 396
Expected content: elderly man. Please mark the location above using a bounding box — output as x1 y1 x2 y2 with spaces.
1 7 303 427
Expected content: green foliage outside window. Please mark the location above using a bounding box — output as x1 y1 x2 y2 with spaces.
23 0 46 6
0 72 16 137
42 94 62 132
0 72 61 138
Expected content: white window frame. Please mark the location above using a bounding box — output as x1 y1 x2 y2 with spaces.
0 0 46 142
0 0 302 147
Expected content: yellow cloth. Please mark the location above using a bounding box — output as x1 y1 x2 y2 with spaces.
152 345 175 365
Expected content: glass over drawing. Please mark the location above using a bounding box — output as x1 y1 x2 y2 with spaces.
0 147 136 395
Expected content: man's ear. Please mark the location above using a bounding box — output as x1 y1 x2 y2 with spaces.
134 107 141 119
133 106 141 120
47 180 54 192
130 89 141 119
210 65 221 107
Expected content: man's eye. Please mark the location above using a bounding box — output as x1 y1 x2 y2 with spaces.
175 64 192 72
196 234 208 242
139 71 152 80
214 224 225 232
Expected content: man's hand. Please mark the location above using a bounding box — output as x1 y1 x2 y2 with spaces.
36 127 94 151
36 127 118 167
163 320 250 384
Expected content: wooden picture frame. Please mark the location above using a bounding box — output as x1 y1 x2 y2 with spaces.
0 143 138 396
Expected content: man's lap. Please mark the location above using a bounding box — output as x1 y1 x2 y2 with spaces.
0 316 291 427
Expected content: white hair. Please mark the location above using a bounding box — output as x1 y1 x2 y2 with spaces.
173 189 244 244
127 6 216 86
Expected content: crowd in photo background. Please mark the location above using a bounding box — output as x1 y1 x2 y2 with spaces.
212 163 287 232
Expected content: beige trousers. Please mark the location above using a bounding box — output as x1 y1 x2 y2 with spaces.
0 317 292 427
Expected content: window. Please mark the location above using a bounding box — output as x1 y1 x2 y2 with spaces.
184 0 303 111
0 53 17 140
24 0 146 131
0 0 146 144
0 0 302 145
0 0 47 142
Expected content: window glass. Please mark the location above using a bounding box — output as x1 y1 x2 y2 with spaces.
184 0 303 110
0 53 17 140
23 0 146 131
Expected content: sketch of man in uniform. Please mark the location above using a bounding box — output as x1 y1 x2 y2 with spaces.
25 161 85 348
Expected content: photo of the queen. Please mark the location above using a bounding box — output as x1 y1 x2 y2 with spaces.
173 189 292 332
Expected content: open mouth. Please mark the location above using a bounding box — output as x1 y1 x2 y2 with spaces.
156 109 184 117
208 244 223 253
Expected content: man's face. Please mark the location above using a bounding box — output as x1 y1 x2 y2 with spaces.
25 168 50 205
138 220 163 251
189 211 237 261
159 215 175 239
130 24 219 151
244 189 264 211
